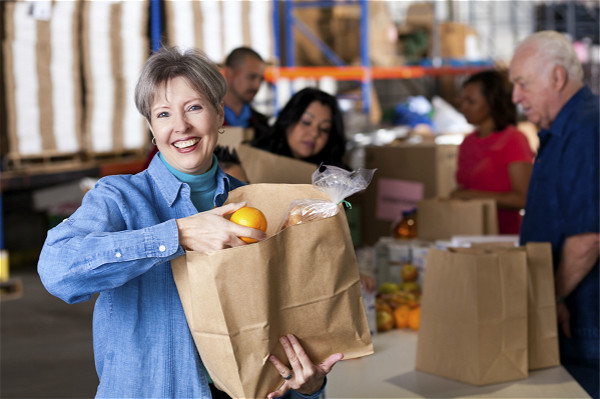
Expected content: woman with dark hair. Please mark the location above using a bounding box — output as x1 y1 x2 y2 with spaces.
253 87 348 169
252 87 376 292
451 70 534 234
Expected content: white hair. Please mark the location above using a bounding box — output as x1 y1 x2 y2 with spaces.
516 30 583 83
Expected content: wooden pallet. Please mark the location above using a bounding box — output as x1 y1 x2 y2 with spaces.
0 278 23 301
4 150 86 174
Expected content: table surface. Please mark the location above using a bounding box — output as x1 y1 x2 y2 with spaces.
326 329 590 399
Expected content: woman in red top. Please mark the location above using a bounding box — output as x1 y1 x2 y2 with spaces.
451 70 534 234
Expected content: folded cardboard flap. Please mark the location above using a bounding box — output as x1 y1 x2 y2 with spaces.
236 145 317 184
172 184 374 398
417 198 499 241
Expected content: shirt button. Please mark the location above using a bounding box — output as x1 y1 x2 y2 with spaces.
115 252 122 258
159 245 166 252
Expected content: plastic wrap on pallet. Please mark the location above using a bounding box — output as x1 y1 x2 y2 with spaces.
2 1 82 163
81 1 149 155
164 0 274 64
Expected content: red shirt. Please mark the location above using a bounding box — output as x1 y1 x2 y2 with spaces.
456 125 534 234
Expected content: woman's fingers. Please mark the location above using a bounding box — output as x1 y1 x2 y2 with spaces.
210 201 246 217
318 352 344 374
267 355 291 399
268 354 293 381
284 334 313 371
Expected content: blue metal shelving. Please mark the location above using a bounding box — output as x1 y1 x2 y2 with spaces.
279 0 371 113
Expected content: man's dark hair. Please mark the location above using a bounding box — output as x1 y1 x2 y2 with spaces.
225 47 264 69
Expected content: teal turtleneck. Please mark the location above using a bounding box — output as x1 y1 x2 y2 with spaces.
159 154 218 212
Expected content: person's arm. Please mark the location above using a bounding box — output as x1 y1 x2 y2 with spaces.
555 233 600 337
450 161 532 209
38 181 184 304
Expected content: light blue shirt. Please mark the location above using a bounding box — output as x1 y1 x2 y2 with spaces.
38 154 325 399
224 103 252 128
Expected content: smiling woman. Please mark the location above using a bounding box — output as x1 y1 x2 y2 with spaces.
252 87 348 169
37 46 342 399
148 76 222 175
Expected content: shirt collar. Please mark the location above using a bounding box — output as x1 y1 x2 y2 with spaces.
224 104 252 128
545 86 593 137
147 152 238 207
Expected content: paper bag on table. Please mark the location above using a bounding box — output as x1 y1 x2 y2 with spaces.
415 247 528 385
471 242 559 370
171 183 374 399
417 198 498 241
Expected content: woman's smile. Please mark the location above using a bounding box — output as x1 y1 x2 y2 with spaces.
173 137 201 151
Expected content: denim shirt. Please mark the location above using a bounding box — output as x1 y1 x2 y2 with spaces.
38 156 324 399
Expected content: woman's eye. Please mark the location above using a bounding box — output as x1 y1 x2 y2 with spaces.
189 104 201 111
301 119 312 126
157 111 169 118
319 128 331 136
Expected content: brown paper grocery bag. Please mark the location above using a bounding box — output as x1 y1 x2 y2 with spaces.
172 184 374 398
415 247 528 385
417 198 499 241
472 242 559 370
236 145 317 184
523 243 559 369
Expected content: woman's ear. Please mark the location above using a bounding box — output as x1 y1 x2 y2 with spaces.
218 102 225 126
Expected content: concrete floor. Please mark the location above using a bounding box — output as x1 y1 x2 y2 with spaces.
1 265 98 398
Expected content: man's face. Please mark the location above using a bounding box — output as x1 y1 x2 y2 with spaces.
227 57 265 104
510 46 556 130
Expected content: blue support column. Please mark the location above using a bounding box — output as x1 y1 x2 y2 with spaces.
284 0 295 67
150 0 161 52
359 0 370 114
272 0 281 112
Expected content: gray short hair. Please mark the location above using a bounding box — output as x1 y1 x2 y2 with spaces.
135 46 227 121
517 30 583 82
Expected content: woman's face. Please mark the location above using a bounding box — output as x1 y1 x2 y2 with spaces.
459 82 492 127
150 76 223 175
286 101 332 160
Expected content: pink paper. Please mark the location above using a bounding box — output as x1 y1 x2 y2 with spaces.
376 178 424 221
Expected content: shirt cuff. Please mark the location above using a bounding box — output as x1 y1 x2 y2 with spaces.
288 377 327 399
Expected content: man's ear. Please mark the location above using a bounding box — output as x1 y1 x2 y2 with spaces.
552 65 568 91
224 66 233 81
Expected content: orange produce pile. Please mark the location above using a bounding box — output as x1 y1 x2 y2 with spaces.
230 206 268 244
376 263 421 332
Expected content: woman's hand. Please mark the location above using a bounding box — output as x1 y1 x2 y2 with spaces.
267 334 343 398
175 202 266 252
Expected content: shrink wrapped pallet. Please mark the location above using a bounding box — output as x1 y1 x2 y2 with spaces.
81 0 149 156
2 1 83 169
164 1 275 64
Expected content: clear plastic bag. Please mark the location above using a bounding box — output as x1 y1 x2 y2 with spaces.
279 164 376 230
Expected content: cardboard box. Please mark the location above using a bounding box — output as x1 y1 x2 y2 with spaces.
236 144 316 184
361 143 458 245
417 198 499 241
439 22 478 59
217 127 255 151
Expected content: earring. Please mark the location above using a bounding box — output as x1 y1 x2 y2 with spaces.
151 137 156 145
218 128 225 135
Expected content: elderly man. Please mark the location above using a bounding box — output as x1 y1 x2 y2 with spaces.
223 47 270 142
511 30 599 398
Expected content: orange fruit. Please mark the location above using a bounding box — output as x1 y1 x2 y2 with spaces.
393 305 411 329
408 306 421 331
230 206 268 244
